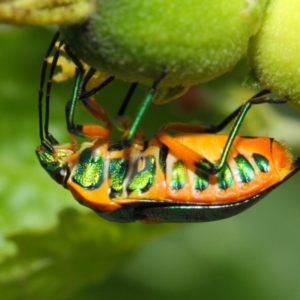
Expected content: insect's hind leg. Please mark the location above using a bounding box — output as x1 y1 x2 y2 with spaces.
157 90 272 135
198 92 288 174
157 90 288 175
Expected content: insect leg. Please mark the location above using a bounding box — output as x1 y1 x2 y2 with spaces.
195 93 288 174
63 46 114 142
122 68 169 146
157 90 288 175
158 90 271 134
38 31 62 151
116 82 139 118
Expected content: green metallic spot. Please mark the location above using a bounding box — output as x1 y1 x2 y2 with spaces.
216 163 233 190
194 158 212 172
36 148 65 174
159 145 168 175
171 160 186 190
194 162 209 191
128 155 156 194
234 155 255 183
108 158 129 198
72 147 104 189
36 148 70 186
253 153 269 173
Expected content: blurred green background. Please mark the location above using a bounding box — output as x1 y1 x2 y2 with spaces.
1 26 300 299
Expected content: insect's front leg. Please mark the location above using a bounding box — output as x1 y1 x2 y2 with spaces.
65 95 112 143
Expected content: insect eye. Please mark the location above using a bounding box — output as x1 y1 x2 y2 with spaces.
52 166 70 186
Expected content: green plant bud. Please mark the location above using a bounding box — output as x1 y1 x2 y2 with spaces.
60 0 266 90
248 0 300 110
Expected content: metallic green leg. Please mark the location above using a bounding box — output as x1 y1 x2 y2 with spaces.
194 92 288 174
123 68 169 146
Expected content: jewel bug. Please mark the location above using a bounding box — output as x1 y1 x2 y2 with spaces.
36 33 300 223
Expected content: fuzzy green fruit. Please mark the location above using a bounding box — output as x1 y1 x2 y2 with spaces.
60 0 266 91
248 0 300 110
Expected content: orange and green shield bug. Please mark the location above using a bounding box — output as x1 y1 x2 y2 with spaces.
36 33 300 223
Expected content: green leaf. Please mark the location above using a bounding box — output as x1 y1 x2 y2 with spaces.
0 209 175 299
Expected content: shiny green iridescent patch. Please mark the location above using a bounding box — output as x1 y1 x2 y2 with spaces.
37 148 60 173
216 162 233 190
253 153 269 173
127 156 156 194
234 155 255 183
108 158 129 198
72 148 104 189
194 164 209 191
171 160 186 190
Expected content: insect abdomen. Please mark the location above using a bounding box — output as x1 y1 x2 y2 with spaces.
129 134 294 203
67 135 294 209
